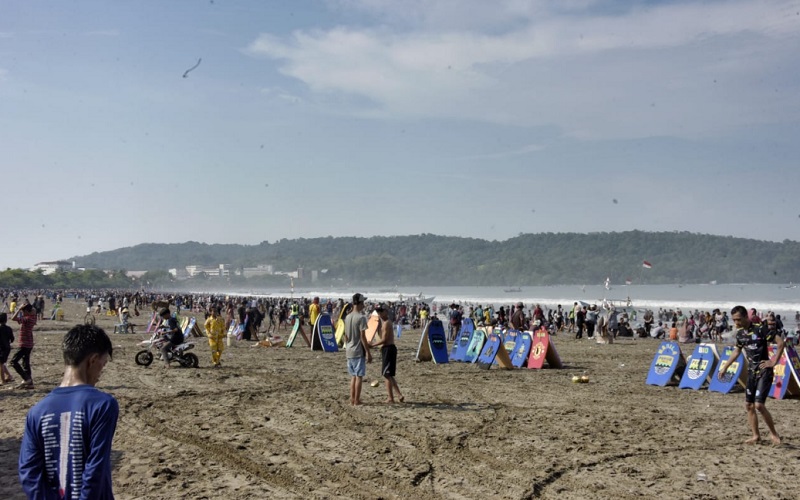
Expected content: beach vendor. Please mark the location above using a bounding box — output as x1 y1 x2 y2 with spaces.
717 306 784 445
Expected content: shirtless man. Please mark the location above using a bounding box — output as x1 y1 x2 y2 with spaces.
717 306 783 445
370 304 404 404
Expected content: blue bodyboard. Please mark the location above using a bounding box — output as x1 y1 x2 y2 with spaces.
708 346 746 393
428 319 449 364
450 318 475 362
477 333 502 370
464 328 487 364
182 317 196 338
311 313 338 352
495 329 520 365
510 331 533 368
679 343 718 390
646 341 687 386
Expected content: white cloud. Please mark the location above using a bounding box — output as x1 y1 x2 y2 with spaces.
248 0 800 139
260 86 305 104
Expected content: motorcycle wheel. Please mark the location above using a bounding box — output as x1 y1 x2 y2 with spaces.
135 350 153 367
181 353 199 368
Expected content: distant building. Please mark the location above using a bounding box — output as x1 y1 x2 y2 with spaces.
184 264 230 278
30 261 72 275
168 268 189 279
241 264 274 278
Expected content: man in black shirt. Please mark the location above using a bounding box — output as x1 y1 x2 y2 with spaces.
717 305 784 445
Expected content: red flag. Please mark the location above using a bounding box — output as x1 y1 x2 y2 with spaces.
642 260 652 269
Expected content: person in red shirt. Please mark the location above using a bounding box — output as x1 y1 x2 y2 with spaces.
12 303 37 389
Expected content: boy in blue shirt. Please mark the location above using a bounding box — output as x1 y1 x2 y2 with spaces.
19 324 118 499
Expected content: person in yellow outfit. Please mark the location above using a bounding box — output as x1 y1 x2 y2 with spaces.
204 307 226 368
309 297 321 329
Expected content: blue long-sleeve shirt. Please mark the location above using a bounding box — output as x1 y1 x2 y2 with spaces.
19 385 119 499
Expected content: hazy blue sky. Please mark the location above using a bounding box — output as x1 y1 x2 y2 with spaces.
1 0 799 269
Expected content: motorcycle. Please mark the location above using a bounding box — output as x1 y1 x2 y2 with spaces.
135 329 199 368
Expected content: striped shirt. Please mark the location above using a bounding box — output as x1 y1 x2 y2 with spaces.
14 314 36 348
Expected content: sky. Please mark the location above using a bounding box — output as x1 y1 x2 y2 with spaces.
1 0 799 270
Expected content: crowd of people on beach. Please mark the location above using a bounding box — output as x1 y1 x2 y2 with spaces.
3 286 798 497
3 288 799 347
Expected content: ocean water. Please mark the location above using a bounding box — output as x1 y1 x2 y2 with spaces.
227 284 800 320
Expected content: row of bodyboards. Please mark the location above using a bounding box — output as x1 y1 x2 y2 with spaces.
276 313 565 372
646 341 800 399
415 317 563 370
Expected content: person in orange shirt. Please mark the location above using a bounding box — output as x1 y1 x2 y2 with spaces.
668 322 679 341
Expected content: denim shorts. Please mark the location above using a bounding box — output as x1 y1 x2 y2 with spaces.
347 356 366 377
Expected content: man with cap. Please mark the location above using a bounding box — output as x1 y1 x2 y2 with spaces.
510 302 525 330
344 293 372 405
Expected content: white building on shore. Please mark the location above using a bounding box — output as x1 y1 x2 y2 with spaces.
30 261 73 275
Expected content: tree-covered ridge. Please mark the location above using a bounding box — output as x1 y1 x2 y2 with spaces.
64 231 800 286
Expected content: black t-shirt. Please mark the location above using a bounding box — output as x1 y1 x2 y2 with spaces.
0 324 13 351
735 323 775 374
166 317 184 345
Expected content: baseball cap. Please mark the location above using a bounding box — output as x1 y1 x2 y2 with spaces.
352 293 367 304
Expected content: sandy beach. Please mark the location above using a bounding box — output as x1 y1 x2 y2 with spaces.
1 299 798 499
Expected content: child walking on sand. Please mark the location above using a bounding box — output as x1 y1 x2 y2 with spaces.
0 313 14 384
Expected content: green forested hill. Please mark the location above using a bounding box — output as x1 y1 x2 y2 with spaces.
68 231 800 285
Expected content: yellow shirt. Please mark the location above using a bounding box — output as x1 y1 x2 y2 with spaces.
205 316 226 337
309 303 320 327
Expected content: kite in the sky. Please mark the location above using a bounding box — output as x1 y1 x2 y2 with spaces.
183 58 202 78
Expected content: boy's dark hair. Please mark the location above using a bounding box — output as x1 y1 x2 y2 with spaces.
63 324 113 366
0 313 6 324
730 305 748 318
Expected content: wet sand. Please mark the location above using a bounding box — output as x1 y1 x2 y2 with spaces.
1 300 798 499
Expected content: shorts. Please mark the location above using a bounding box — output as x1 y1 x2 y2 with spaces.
347 356 366 377
381 344 397 378
0 348 9 364
746 368 773 404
